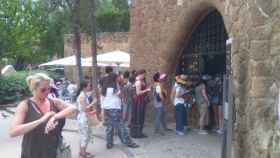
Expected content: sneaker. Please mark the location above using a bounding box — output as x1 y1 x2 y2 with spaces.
212 128 219 132
164 128 173 132
216 129 224 134
139 133 148 138
176 131 185 136
106 143 114 149
198 130 208 135
154 130 165 136
127 143 139 148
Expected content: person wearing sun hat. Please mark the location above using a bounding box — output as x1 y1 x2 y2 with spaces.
195 76 210 135
173 74 189 136
152 72 172 135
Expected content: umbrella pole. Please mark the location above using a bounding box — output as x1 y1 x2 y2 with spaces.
116 63 120 74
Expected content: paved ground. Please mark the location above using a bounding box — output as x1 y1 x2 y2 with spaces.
0 108 221 158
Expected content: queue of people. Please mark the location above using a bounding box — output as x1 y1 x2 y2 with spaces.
9 69 225 158
171 74 224 135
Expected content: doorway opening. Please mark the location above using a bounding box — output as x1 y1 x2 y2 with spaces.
176 9 232 158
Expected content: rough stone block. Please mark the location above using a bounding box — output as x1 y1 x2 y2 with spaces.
249 59 272 77
249 23 273 41
249 3 270 27
249 77 273 98
249 40 270 61
272 56 280 80
256 0 273 16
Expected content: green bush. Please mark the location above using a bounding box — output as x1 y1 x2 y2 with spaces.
0 70 60 104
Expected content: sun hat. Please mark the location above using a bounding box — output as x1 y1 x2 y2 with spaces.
175 74 187 84
159 73 167 81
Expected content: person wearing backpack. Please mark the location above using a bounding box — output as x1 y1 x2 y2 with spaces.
99 66 139 149
152 72 172 135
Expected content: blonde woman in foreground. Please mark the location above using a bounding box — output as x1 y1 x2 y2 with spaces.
9 73 76 158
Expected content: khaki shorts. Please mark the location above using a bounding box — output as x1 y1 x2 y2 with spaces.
198 102 208 115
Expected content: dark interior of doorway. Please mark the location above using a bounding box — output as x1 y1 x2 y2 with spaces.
176 9 232 158
176 9 229 130
177 10 228 76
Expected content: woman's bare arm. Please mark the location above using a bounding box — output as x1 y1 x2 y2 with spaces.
9 101 54 137
52 98 77 119
136 81 149 95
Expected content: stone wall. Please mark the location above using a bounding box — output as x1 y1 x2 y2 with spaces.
129 0 280 157
64 32 129 81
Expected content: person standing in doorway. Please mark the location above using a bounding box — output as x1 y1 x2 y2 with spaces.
195 78 210 135
211 76 224 134
130 69 151 138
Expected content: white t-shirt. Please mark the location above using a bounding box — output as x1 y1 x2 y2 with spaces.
153 84 163 108
67 84 77 95
173 84 186 106
101 87 122 109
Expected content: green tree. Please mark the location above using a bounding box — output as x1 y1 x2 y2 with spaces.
80 0 130 33
39 8 72 58
112 0 129 10
0 0 130 70
0 0 49 69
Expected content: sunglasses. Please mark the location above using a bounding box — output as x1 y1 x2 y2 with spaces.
40 87 50 93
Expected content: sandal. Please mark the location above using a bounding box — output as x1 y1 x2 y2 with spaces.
79 152 95 158
85 152 95 158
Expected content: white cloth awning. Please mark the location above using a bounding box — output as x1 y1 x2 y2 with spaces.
39 56 80 67
84 50 130 67
39 51 130 68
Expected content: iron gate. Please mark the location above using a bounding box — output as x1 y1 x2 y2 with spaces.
176 10 233 158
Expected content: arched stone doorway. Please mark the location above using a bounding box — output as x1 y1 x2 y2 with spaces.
176 9 232 158
176 10 228 75
130 0 280 157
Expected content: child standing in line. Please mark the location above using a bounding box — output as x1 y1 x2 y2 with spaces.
153 72 172 135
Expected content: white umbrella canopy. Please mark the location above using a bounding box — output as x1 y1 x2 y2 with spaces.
39 55 79 67
83 50 130 67
39 51 130 68
97 50 130 65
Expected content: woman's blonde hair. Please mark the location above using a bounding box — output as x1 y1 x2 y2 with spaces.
26 73 51 92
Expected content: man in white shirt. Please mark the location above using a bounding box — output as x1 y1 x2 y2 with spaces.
100 66 139 149
67 82 77 102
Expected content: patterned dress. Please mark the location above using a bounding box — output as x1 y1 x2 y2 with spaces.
77 91 94 147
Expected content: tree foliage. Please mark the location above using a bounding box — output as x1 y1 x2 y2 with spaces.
0 0 130 70
81 0 130 33
0 0 49 69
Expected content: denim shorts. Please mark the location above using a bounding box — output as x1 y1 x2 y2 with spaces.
212 96 221 105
